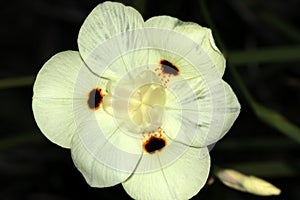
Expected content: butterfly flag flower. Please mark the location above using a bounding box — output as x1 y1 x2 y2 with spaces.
32 1 240 200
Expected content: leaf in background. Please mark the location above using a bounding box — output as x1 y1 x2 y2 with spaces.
228 46 300 65
200 0 300 143
0 75 35 89
230 161 300 178
0 132 43 150
253 103 300 143
229 64 300 144
258 12 300 43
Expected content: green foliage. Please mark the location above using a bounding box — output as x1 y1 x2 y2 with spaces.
228 46 300 65
0 75 35 89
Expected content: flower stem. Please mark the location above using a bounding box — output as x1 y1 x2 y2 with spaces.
0 75 35 89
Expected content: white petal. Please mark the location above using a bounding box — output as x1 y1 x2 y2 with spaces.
78 1 144 62
71 112 143 187
145 16 225 77
162 73 213 147
218 81 241 138
71 133 131 187
122 145 210 200
72 65 109 126
162 76 240 147
32 51 84 148
98 48 160 82
197 80 240 146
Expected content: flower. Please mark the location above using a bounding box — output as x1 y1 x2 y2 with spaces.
216 169 281 196
32 1 240 199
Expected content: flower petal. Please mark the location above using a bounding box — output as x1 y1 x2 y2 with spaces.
78 1 144 61
71 112 143 187
162 77 240 147
218 81 241 139
32 51 85 148
122 146 210 200
193 79 240 146
145 16 225 77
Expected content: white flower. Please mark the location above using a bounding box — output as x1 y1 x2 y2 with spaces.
32 1 240 199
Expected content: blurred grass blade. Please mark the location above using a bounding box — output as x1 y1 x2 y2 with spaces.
215 168 281 196
229 160 300 178
131 0 146 15
216 137 299 151
199 0 300 143
0 75 35 89
253 103 300 143
199 0 226 52
258 12 300 43
0 132 43 150
228 46 300 65
229 64 300 143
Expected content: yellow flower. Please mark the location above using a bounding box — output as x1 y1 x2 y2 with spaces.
32 1 240 199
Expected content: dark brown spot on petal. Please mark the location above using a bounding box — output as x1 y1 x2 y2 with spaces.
160 59 180 76
144 136 166 154
142 128 167 154
87 88 104 110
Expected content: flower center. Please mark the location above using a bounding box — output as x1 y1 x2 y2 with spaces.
104 69 167 133
128 83 166 127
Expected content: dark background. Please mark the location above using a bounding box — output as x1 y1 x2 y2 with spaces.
1 0 300 199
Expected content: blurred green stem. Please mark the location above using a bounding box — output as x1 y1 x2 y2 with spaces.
229 63 300 143
213 161 299 178
0 133 43 150
199 0 226 52
132 0 146 15
227 161 300 178
217 137 299 150
0 75 35 89
200 0 300 143
258 12 300 43
228 46 300 65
